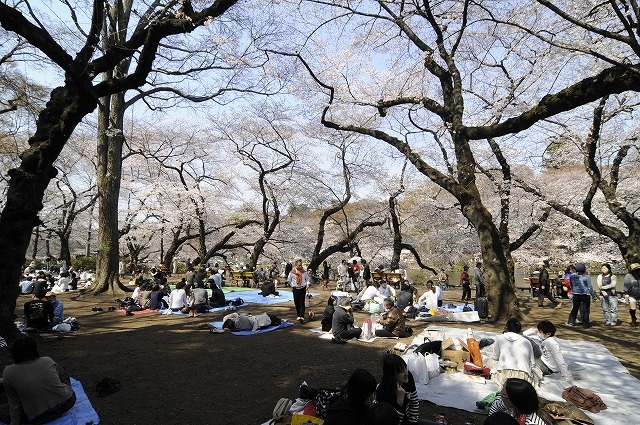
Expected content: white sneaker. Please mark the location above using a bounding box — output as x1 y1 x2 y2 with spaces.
210 327 224 334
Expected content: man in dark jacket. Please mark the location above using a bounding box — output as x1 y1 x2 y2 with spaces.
331 298 362 343
537 260 561 309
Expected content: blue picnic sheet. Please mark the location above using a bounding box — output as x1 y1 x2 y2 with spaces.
208 320 294 335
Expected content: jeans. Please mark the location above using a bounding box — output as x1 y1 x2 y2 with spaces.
601 294 618 324
568 294 591 327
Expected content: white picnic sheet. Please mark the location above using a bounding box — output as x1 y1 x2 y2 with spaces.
411 326 639 425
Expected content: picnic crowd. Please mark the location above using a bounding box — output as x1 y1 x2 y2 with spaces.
3 256 640 425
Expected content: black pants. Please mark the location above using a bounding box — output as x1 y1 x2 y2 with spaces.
337 327 362 340
461 284 471 301
292 287 307 317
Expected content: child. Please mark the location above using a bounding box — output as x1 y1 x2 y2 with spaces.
528 320 575 380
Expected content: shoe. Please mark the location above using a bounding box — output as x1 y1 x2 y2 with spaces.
331 337 347 344
298 317 304 324
96 377 121 397
567 322 575 326
210 327 224 334
125 311 133 316
631 322 639 327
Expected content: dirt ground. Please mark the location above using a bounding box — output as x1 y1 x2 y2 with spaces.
3 283 639 425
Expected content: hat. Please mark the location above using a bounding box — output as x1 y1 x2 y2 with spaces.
575 263 586 273
45 291 56 297
630 263 640 271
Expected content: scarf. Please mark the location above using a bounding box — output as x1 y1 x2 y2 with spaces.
292 266 305 286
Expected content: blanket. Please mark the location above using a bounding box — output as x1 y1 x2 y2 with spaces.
0 378 100 425
411 326 639 425
208 320 294 335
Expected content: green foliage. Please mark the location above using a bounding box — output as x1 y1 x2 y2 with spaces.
71 256 96 271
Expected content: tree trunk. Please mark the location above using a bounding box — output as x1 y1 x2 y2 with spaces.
58 233 71 267
0 84 96 337
463 201 519 321
91 93 128 294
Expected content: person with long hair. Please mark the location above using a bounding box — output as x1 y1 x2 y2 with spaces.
287 259 310 324
321 296 337 332
376 354 439 425
0 336 76 425
597 263 618 326
488 378 553 424
324 368 377 425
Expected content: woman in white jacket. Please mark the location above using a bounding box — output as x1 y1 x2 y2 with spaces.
491 318 537 388
597 263 618 326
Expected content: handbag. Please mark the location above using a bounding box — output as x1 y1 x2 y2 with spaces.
414 337 442 356
561 385 607 413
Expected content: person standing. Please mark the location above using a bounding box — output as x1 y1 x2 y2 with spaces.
361 259 371 287
597 263 618 326
567 263 596 328
537 261 561 309
460 265 471 301
337 260 348 289
623 262 640 327
287 259 309 323
474 261 486 298
322 260 331 290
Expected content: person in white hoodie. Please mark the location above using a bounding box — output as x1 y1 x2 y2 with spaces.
491 318 537 388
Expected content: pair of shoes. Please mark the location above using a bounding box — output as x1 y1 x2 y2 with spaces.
107 306 116 312
210 327 224 334
331 337 347 344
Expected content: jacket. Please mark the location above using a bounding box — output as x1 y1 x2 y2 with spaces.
379 306 407 337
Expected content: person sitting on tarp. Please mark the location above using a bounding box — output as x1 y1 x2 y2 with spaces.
209 280 227 307
222 312 281 332
491 318 537 388
191 281 211 314
44 292 64 326
260 279 279 297
358 282 384 302
321 296 337 332
375 298 412 338
417 282 438 310
331 297 362 343
24 290 54 331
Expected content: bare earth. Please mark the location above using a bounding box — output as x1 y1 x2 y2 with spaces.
3 284 638 425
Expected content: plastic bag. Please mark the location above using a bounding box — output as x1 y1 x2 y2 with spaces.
425 353 440 379
52 323 72 332
403 352 429 384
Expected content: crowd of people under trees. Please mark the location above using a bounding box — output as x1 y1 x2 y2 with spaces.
7 254 640 424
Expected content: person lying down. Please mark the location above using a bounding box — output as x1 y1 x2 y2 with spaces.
222 312 282 332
